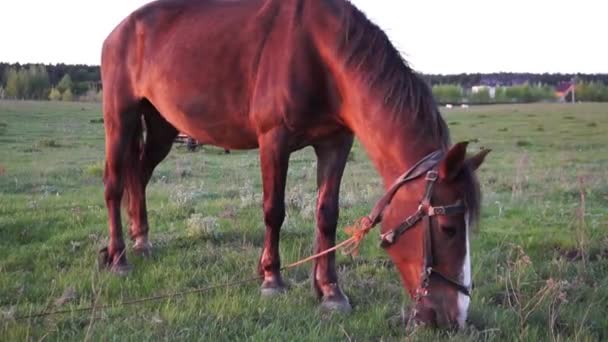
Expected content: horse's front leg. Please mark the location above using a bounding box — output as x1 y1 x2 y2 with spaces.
312 132 354 312
257 127 290 296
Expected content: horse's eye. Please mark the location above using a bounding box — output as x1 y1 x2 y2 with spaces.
441 225 457 238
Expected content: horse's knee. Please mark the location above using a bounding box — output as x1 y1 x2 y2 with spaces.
263 201 285 229
317 202 338 234
104 178 123 202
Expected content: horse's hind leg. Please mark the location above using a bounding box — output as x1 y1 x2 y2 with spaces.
126 102 178 256
312 131 354 312
100 88 141 274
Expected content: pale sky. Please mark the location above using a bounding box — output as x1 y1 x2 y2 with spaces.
0 0 606 74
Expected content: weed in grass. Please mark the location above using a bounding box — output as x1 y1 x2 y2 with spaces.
516 140 532 147
186 214 220 239
37 138 61 148
511 153 529 199
573 178 589 270
89 118 104 124
449 121 460 126
239 179 260 208
563 116 575 120
84 162 104 178
498 127 508 132
170 182 206 209
587 122 597 127
501 244 571 340
54 287 78 307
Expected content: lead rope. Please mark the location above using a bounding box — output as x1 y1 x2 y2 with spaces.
8 215 378 322
7 150 447 322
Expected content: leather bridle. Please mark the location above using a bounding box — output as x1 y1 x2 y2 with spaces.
364 150 472 298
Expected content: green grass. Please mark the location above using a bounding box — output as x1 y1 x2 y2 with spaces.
1 101 607 340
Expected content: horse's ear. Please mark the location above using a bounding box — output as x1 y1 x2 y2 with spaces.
439 141 469 182
466 149 491 172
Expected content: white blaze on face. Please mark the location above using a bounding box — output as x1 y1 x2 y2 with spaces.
457 214 472 328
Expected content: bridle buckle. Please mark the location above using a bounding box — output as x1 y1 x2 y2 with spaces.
425 170 438 181
380 231 395 246
428 206 445 216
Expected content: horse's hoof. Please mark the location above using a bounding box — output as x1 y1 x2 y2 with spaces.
321 296 352 313
319 284 352 313
98 247 132 276
261 278 287 297
133 237 153 258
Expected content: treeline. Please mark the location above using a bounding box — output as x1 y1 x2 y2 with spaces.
424 72 608 87
2 63 608 103
0 63 100 101
432 83 608 104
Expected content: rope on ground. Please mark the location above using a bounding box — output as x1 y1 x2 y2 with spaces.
6 215 377 322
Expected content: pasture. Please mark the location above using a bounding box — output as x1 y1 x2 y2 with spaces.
0 100 607 340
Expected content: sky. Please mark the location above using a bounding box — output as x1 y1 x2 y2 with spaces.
0 0 606 74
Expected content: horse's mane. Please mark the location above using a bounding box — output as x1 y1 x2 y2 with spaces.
335 1 450 147
333 1 481 229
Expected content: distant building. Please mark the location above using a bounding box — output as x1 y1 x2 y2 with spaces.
471 85 496 99
555 82 575 102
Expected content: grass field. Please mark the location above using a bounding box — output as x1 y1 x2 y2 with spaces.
1 100 607 341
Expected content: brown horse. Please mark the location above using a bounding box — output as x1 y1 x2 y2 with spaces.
100 0 489 329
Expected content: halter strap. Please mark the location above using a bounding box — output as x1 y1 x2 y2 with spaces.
378 168 470 297
347 149 472 297
367 150 444 226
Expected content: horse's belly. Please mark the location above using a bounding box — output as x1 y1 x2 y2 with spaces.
172 112 259 150
189 122 259 150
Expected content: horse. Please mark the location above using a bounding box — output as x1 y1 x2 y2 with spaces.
100 0 490 329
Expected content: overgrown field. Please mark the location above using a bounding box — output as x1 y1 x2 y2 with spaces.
1 101 607 341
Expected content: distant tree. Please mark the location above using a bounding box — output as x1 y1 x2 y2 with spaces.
57 74 73 94
48 87 62 101
61 88 73 101
16 69 31 98
576 81 608 102
469 88 491 104
0 85 5 99
26 65 51 100
432 84 463 103
5 68 21 99
494 87 509 103
3 65 51 99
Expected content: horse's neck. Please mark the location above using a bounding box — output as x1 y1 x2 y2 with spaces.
346 102 439 188
308 2 444 186
336 64 440 186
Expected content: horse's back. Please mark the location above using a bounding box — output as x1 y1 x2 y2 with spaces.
102 0 343 149
102 0 276 147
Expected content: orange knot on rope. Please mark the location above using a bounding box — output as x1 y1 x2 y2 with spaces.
342 216 375 256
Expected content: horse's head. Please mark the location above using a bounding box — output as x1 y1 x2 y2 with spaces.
380 142 490 329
